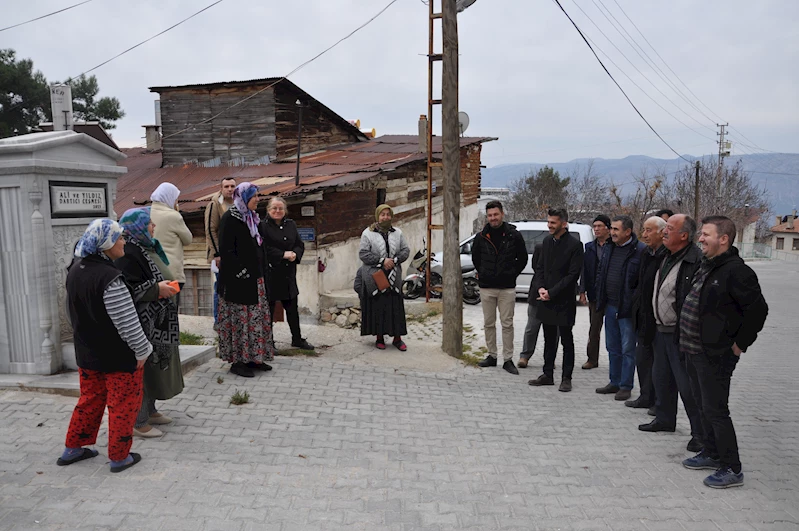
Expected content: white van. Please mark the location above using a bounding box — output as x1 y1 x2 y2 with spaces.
458 219 595 297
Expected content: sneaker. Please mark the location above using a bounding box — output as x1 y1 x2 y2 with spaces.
682 450 722 470
478 356 498 368
703 467 744 489
595 383 620 394
558 379 572 392
502 360 519 375
528 374 555 386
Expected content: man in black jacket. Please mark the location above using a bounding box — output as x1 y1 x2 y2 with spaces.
528 208 584 392
472 201 528 375
627 215 668 410
639 214 704 455
680 216 768 489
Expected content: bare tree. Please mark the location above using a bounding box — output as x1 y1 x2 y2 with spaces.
566 160 612 223
607 168 667 231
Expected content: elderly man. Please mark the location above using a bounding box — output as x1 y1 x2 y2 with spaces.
595 215 646 401
639 214 704 453
627 216 668 409
205 177 236 321
680 216 767 489
579 215 612 370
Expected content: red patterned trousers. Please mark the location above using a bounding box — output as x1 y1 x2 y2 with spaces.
65 367 143 461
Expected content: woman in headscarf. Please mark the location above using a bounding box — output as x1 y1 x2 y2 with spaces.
356 204 410 350
150 182 193 310
116 207 183 438
260 196 313 350
59 219 152 473
215 182 276 377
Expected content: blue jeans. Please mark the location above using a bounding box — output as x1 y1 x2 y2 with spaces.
213 273 219 322
604 304 636 390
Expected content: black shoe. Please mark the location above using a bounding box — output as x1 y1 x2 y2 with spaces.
595 383 620 394
291 338 315 350
615 389 632 401
559 379 572 392
230 362 254 378
478 356 498 368
502 360 519 375
247 362 272 372
528 374 555 386
625 397 651 408
638 420 676 433
687 437 703 453
647 406 656 416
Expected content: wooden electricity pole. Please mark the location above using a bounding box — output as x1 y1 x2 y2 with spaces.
441 0 463 357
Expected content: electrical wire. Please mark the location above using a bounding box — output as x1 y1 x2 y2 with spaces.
0 0 94 33
73 0 226 78
551 0 693 162
151 0 400 148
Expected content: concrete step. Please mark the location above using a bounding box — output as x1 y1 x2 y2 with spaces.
0 345 216 397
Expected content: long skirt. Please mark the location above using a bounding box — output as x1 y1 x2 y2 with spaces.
215 277 276 364
360 290 407 337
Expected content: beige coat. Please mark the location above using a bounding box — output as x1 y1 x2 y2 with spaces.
151 201 193 283
204 191 232 263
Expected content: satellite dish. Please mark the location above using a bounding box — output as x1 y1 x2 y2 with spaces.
458 111 470 135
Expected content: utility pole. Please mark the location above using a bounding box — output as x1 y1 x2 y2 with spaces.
441 0 462 357
694 161 700 222
295 99 304 187
716 123 729 210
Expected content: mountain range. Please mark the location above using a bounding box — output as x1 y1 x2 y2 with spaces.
482 153 799 216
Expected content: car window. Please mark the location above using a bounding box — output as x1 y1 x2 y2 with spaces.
569 231 582 242
460 241 472 254
519 230 548 253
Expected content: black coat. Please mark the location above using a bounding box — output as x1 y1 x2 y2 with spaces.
526 244 544 306
535 232 584 327
596 234 646 318
632 244 668 344
260 217 305 302
471 222 528 289
695 247 768 355
667 244 703 345
217 211 266 306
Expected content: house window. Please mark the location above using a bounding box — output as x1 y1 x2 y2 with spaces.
180 268 214 316
793 238 799 251
376 189 386 207
776 237 784 250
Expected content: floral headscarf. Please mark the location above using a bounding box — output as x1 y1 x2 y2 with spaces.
231 182 262 245
118 207 170 265
74 219 123 258
150 182 180 209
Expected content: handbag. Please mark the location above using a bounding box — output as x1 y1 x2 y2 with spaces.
371 269 390 291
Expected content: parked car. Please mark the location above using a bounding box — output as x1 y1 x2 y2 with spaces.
452 219 595 298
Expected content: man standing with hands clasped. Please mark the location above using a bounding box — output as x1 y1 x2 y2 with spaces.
528 208 584 392
472 201 528 375
680 216 768 489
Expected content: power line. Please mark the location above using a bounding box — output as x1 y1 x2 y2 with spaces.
0 0 94 33
73 0 226 79
551 0 691 162
570 0 716 136
151 0 400 148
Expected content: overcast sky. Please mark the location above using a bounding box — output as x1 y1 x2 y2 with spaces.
4 0 797 168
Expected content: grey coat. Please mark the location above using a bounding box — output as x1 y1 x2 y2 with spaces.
355 226 410 297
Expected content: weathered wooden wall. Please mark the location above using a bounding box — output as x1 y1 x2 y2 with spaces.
159 87 277 167
462 144 482 206
314 190 376 246
274 86 361 159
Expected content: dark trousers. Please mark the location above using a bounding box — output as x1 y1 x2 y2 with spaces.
269 297 302 341
586 300 604 365
542 324 575 380
175 282 185 313
653 331 703 437
686 352 741 472
635 342 656 406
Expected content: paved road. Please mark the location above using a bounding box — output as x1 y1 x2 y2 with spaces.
0 261 797 530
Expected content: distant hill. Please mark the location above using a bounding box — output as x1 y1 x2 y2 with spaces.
482 153 799 215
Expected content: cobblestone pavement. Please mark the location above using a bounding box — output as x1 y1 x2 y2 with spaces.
1 261 798 531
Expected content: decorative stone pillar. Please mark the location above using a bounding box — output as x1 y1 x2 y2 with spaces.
29 180 56 371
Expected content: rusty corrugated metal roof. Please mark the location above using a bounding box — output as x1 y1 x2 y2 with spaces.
116 135 496 216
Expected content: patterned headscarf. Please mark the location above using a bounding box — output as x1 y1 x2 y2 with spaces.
150 182 180 209
118 207 170 265
231 182 262 245
74 219 123 258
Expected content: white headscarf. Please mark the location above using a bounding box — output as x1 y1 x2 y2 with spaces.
74 219 123 258
150 182 180 209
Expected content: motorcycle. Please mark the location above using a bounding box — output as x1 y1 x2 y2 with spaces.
402 246 443 300
462 267 481 305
